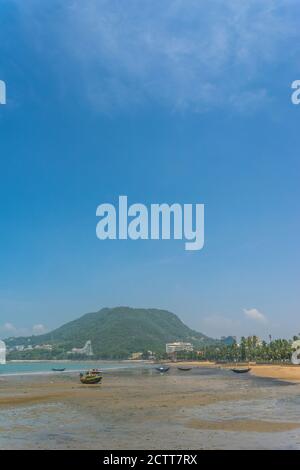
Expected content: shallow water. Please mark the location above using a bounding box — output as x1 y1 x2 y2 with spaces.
0 360 146 376
1 365 300 449
185 394 300 448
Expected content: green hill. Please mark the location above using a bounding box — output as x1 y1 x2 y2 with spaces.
6 307 216 359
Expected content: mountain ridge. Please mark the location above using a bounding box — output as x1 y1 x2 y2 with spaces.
5 306 217 359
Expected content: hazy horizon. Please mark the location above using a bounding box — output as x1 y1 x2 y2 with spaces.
0 304 297 343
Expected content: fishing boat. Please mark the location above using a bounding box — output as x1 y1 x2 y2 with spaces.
177 367 192 371
155 366 170 373
52 368 66 372
80 374 102 385
231 368 251 374
80 371 102 384
86 368 102 375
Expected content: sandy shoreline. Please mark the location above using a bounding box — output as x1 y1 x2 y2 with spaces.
1 366 300 449
249 365 300 382
3 360 300 382
172 361 300 382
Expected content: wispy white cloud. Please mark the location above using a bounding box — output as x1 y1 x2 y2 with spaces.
0 322 48 338
200 307 271 338
32 324 47 335
243 307 267 323
1 323 17 334
12 0 300 113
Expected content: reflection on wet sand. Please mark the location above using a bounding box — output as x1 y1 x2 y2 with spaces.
188 419 300 432
0 367 300 449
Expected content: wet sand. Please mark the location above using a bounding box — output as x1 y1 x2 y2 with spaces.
174 361 300 382
249 365 300 382
1 367 300 449
188 419 300 433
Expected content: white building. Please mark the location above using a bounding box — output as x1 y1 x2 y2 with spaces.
34 344 53 351
68 340 93 356
0 340 6 365
166 342 193 354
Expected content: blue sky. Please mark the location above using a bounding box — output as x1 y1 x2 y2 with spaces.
0 0 299 340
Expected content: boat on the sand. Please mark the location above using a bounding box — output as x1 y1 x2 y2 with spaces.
80 369 102 384
87 368 102 375
231 368 251 374
155 366 170 373
177 367 192 371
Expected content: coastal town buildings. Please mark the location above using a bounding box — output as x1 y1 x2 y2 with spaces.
166 342 193 354
130 352 143 360
67 340 93 356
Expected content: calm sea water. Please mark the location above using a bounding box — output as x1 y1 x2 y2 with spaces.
0 360 146 376
1 366 300 449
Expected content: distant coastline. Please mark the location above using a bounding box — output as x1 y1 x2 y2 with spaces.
7 359 152 363
0 359 152 378
173 360 300 383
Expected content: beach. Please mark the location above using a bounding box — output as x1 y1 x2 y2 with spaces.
249 364 300 382
174 361 300 383
1 365 300 449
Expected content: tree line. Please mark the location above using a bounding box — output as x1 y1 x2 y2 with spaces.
175 336 299 363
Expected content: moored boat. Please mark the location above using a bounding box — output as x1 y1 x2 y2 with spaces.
80 375 102 384
87 368 103 375
80 370 102 384
156 366 170 373
231 368 251 374
52 368 66 372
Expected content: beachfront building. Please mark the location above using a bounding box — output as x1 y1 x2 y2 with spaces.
34 344 53 351
0 340 6 365
166 342 193 354
67 340 93 356
130 352 143 360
